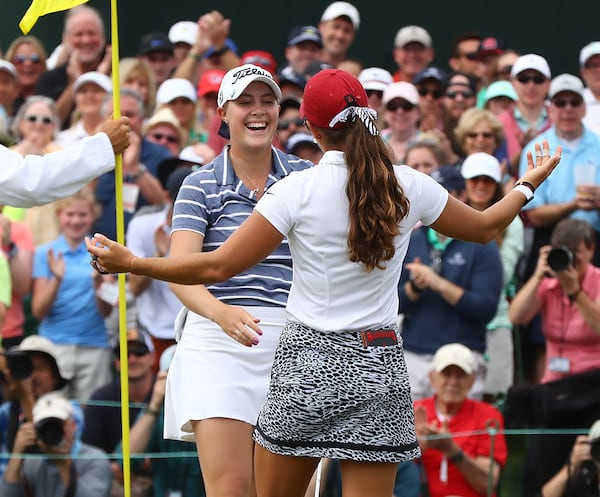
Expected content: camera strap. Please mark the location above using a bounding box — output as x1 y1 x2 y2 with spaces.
64 462 77 497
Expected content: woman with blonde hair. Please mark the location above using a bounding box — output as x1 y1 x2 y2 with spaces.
5 35 48 115
119 57 157 118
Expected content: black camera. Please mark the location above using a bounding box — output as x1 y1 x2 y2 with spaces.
0 350 33 381
547 246 573 272
34 417 65 447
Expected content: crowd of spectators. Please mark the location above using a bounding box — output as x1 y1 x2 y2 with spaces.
1 2 600 496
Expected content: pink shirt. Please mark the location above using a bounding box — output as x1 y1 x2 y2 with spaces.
2 221 34 339
537 265 600 383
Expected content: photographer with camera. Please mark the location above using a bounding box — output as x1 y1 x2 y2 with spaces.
0 335 80 478
509 218 600 495
0 391 111 497
542 419 600 497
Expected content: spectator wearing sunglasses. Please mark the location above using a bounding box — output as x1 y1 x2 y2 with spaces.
519 74 600 266
276 95 305 151
499 53 552 171
580 41 600 135
358 67 392 131
143 107 186 157
399 165 503 400
441 72 478 156
4 36 47 117
10 95 61 156
447 32 482 77
413 66 446 132
381 81 421 162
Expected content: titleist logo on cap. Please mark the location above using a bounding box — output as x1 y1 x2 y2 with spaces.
231 66 273 84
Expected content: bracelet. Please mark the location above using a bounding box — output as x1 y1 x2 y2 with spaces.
568 288 582 302
143 407 160 417
513 183 535 205
449 449 465 464
515 180 535 193
188 52 202 62
129 164 147 181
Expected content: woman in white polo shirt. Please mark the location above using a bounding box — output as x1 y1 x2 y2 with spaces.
87 69 561 497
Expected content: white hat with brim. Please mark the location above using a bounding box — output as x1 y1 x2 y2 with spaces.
549 73 584 99
73 71 112 93
432 343 476 374
32 392 73 424
461 152 502 183
320 2 360 30
217 64 282 108
156 78 197 105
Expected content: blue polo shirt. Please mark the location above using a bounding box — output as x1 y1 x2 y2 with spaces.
33 236 108 347
519 125 600 231
172 145 312 306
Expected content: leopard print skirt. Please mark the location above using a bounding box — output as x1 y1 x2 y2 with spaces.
253 321 421 463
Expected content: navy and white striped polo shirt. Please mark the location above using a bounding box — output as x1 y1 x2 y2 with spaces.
172 145 312 306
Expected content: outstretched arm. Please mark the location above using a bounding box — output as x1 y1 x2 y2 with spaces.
86 211 284 284
432 142 561 243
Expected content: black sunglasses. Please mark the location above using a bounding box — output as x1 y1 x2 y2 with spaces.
386 100 416 112
466 131 494 139
418 87 444 99
13 54 42 65
516 74 546 85
150 132 179 144
445 90 474 99
552 98 583 108
24 114 53 125
278 117 305 130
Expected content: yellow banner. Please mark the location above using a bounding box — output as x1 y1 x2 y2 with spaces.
19 0 88 34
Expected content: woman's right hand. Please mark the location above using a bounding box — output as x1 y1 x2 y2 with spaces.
519 141 562 190
211 302 262 347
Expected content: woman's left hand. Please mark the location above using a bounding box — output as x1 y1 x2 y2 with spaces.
85 233 136 274
520 141 562 189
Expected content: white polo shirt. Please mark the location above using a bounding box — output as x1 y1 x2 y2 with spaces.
255 150 447 333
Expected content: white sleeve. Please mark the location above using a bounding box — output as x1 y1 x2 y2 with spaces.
0 133 115 207
254 174 297 236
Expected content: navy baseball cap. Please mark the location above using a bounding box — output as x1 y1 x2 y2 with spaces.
138 32 173 55
287 26 322 47
413 66 446 85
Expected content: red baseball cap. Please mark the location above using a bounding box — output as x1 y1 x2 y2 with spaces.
197 69 226 98
301 69 369 128
240 50 277 76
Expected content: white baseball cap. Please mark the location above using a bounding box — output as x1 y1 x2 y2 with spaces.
156 78 197 105
359 67 393 92
589 419 600 441
0 60 17 78
33 392 73 424
73 71 112 93
580 42 600 67
394 25 432 49
320 2 360 30
168 21 197 46
382 81 420 106
549 73 584 99
432 343 476 374
510 53 551 79
461 152 502 183
17 335 71 386
217 64 282 108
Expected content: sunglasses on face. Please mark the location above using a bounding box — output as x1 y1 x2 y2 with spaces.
466 131 494 139
24 114 53 125
418 87 444 99
366 89 384 99
277 117 305 130
13 54 42 65
127 347 149 358
499 65 513 75
515 74 546 85
446 90 474 99
386 100 416 112
150 132 179 144
552 98 583 108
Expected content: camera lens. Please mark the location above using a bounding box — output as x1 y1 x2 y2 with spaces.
4 351 34 380
547 246 573 272
35 418 65 446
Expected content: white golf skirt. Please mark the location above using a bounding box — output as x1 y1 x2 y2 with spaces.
163 306 286 442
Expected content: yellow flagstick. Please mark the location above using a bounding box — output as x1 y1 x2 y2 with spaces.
108 1 132 497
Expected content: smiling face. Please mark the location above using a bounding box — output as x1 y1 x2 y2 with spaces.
19 100 56 147
220 81 279 152
64 9 106 66
74 82 106 117
57 198 95 244
11 41 45 89
465 175 498 210
318 17 355 61
462 119 498 155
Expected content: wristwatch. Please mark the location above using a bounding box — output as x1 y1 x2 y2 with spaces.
128 163 147 181
449 449 465 464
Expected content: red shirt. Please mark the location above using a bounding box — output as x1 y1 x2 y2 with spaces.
415 396 508 497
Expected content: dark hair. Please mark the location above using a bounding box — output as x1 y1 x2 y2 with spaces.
317 118 410 271
551 218 595 249
450 33 483 57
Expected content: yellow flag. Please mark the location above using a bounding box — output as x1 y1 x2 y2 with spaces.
19 0 88 34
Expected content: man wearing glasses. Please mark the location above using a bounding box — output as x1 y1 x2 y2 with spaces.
580 41 600 135
519 73 600 265
499 53 552 170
